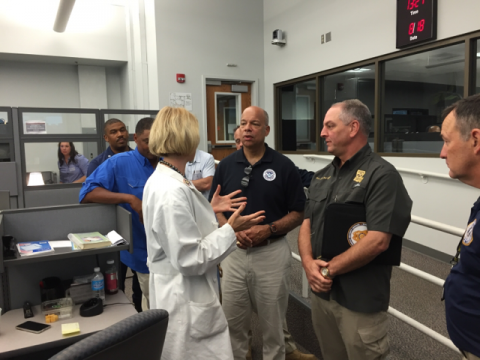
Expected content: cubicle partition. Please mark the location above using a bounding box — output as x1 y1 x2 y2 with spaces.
0 204 132 312
0 107 159 209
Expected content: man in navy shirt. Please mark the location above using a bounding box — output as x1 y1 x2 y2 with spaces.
87 118 131 177
211 106 312 360
80 117 158 312
441 94 480 360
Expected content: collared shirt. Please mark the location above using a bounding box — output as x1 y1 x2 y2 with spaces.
86 146 132 177
445 197 480 356
210 144 305 228
306 144 412 313
58 154 89 183
79 147 155 274
185 149 216 199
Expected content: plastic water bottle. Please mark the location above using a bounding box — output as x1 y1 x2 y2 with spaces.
91 267 105 301
105 259 118 295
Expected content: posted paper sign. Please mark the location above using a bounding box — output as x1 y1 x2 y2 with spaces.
25 120 46 134
169 93 192 110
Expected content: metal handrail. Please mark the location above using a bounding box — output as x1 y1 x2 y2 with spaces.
303 154 456 182
411 215 464 237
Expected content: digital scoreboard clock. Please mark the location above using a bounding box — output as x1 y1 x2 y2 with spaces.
396 0 437 49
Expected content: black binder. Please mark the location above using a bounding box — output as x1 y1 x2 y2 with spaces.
321 203 402 265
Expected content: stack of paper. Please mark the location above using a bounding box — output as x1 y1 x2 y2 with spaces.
61 322 80 336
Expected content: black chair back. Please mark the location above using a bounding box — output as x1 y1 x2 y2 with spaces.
49 309 169 360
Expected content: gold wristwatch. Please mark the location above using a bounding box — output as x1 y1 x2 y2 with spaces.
321 267 332 279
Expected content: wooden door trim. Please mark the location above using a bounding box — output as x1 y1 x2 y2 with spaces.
201 75 260 152
213 92 242 144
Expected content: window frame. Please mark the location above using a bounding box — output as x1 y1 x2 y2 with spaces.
274 30 480 157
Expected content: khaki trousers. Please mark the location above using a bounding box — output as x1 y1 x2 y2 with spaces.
247 318 298 354
222 238 291 360
463 351 480 360
136 271 150 311
311 294 389 360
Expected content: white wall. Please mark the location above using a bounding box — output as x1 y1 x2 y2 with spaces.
0 61 81 108
153 0 265 151
0 0 128 62
264 0 480 255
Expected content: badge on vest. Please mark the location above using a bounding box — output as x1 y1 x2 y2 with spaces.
353 170 365 183
347 222 368 246
462 219 476 246
263 169 276 181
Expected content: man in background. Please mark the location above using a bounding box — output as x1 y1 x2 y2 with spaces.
234 125 243 150
441 94 480 360
80 118 158 313
185 148 216 199
87 118 131 176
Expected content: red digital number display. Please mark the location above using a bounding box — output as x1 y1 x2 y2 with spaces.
397 0 437 49
407 0 425 10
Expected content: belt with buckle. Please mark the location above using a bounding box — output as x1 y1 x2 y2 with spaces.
253 235 284 247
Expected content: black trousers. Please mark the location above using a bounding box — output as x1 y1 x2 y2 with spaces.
119 261 143 312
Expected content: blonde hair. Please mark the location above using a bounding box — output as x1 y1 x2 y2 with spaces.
149 106 200 156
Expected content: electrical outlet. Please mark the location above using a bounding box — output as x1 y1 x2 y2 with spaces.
326 32 332 42
321 34 325 44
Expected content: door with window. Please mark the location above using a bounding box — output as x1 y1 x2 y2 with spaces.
206 82 252 161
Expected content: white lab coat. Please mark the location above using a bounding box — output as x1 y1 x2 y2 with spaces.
143 164 236 360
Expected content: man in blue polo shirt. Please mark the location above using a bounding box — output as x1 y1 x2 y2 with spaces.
441 94 480 360
86 118 131 177
79 117 158 312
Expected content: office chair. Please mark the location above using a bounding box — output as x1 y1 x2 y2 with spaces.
49 309 169 360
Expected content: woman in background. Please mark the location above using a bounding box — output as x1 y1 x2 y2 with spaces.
143 106 265 360
58 142 89 183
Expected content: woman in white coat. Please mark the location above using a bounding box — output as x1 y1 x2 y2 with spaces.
143 106 265 360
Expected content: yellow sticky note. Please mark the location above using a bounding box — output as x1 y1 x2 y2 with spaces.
61 322 80 336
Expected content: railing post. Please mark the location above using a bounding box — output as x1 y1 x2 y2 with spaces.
302 269 309 299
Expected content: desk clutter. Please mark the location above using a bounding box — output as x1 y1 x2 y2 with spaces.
4 230 128 258
28 261 119 324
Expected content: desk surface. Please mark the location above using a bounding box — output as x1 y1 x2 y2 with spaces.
0 291 137 359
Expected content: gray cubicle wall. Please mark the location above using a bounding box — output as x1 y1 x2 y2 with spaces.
24 187 82 208
0 204 132 311
0 163 17 209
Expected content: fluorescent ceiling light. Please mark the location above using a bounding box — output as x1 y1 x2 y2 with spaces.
347 68 370 73
3 0 115 33
53 0 76 33
477 52 480 57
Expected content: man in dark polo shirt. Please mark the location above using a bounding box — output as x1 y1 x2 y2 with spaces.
298 99 412 360
86 118 131 177
210 106 310 360
441 94 480 360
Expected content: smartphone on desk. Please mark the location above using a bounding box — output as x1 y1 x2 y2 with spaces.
16 321 51 334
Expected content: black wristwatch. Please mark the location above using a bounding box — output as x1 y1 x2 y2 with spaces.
268 222 277 234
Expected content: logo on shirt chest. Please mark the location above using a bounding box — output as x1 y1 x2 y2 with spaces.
263 169 276 181
347 222 368 246
353 170 365 183
462 219 476 246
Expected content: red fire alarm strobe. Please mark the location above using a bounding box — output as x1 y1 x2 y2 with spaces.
176 74 185 83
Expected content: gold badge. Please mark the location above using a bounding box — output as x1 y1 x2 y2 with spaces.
353 170 365 183
183 178 192 187
462 219 476 246
347 222 368 246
